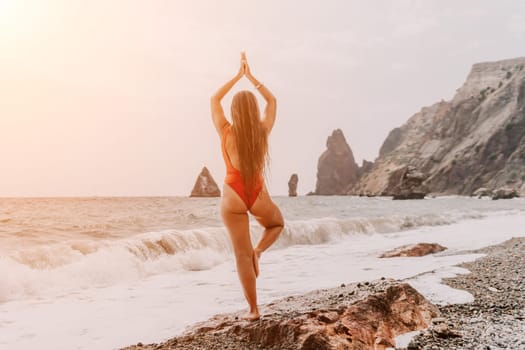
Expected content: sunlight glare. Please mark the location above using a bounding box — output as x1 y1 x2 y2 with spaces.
0 0 23 38
0 0 43 42
0 0 17 20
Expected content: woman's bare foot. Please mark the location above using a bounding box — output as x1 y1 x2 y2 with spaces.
241 310 261 321
252 248 262 278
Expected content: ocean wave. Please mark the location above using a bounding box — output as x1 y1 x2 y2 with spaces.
0 210 494 302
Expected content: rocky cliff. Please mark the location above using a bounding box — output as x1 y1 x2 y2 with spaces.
351 57 525 196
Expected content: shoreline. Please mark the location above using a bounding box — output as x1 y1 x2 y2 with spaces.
121 237 525 350
405 237 525 349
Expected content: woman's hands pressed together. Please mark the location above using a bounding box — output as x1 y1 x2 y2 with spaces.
237 52 246 78
241 52 252 78
211 51 276 134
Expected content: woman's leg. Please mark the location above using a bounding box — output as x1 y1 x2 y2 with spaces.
221 186 260 320
249 186 284 265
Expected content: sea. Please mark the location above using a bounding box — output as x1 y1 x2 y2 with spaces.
1 196 524 349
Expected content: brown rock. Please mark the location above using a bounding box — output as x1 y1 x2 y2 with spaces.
382 165 429 199
121 280 439 350
433 323 462 338
380 243 447 258
491 186 520 200
316 311 339 324
357 159 374 178
472 187 492 198
315 129 359 195
288 174 299 197
189 167 221 197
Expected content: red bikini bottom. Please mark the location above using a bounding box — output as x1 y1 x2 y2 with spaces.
225 171 263 209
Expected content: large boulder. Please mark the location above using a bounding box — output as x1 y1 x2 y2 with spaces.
492 187 520 200
190 167 221 197
472 187 492 198
315 129 359 195
380 243 447 258
288 174 298 197
382 166 429 200
121 280 439 350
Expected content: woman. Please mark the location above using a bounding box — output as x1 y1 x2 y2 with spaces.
210 52 284 321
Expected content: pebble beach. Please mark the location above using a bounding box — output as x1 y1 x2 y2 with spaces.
407 237 525 350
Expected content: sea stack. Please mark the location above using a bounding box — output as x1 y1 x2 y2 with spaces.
190 167 221 197
315 129 360 195
288 174 298 197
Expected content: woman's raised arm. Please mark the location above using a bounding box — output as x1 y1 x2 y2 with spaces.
243 54 277 133
210 56 244 135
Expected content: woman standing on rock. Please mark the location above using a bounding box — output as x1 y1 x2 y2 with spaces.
211 52 284 321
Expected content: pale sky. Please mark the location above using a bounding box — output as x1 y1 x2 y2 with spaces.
1 0 524 196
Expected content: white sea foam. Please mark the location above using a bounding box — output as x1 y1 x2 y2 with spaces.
0 210 492 303
407 266 476 305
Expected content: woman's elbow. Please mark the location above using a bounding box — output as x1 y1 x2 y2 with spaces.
210 96 221 109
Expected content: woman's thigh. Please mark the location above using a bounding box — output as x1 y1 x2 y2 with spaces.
221 185 252 254
249 185 284 228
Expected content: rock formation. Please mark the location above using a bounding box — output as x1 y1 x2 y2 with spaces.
121 280 439 350
472 187 491 198
472 186 521 199
351 57 525 196
315 129 372 195
353 165 429 198
491 187 520 200
388 165 429 199
288 174 298 197
357 160 374 179
380 243 447 258
189 167 221 197
378 127 403 157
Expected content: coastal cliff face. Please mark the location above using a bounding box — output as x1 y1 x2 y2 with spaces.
351 57 525 196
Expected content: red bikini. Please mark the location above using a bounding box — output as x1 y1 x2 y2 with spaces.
221 125 263 209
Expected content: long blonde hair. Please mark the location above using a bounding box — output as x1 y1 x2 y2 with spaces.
230 90 269 197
